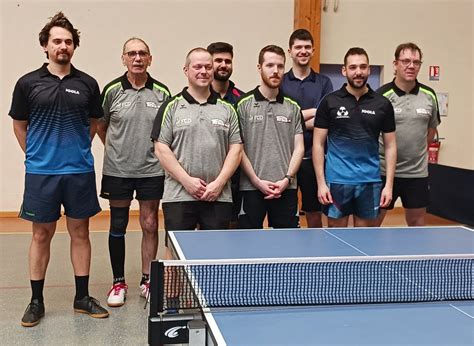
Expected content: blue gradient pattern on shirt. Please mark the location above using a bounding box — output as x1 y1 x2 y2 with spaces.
26 104 93 174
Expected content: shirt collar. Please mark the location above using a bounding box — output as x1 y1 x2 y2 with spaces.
181 87 219 104
391 78 420 96
338 83 375 99
253 86 285 103
287 68 317 82
39 63 78 78
120 72 155 90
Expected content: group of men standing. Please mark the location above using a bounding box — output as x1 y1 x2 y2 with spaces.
9 12 439 327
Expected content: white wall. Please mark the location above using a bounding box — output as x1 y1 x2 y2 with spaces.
0 0 293 211
1 0 473 212
321 0 474 170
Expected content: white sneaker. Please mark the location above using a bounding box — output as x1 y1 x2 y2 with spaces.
139 281 150 300
107 282 128 307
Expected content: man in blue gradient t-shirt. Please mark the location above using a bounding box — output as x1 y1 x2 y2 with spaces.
313 47 397 228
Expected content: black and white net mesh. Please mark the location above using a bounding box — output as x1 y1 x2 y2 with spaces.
159 256 473 311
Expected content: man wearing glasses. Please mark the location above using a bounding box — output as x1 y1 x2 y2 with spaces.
377 43 440 227
98 38 170 307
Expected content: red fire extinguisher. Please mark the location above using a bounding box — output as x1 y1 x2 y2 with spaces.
428 131 441 164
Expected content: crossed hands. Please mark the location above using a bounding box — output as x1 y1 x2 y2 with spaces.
182 176 225 202
254 178 289 200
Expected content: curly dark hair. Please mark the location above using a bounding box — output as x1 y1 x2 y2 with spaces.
38 12 80 52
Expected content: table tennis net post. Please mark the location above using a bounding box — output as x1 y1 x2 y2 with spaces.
150 256 473 313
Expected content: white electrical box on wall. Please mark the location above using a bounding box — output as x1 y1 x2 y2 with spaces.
436 92 449 117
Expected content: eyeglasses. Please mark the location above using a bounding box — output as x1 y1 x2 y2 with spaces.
397 59 422 67
124 50 150 58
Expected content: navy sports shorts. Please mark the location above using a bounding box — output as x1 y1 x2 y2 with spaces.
323 182 382 220
20 172 101 223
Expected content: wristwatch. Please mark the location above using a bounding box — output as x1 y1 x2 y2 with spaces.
284 174 294 184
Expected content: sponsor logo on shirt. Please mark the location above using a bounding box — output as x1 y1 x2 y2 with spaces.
394 107 403 113
276 115 291 123
361 109 376 115
211 119 230 128
253 103 260 108
118 102 132 108
176 118 192 127
416 108 430 115
65 88 80 95
249 114 264 122
146 101 158 108
336 106 349 118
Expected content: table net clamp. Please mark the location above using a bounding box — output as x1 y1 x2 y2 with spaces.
148 254 473 345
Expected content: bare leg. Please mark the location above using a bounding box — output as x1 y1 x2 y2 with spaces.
66 217 91 276
305 211 323 228
405 208 426 226
138 200 159 274
29 222 56 280
353 216 379 227
327 216 350 228
375 209 388 227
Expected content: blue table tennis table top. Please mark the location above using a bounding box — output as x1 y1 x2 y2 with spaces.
168 226 474 345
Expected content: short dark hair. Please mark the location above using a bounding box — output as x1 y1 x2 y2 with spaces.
207 42 234 57
289 29 313 47
258 45 286 65
38 12 80 49
343 47 369 66
394 42 423 61
122 37 150 54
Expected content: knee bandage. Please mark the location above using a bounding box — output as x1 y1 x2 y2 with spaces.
109 206 130 237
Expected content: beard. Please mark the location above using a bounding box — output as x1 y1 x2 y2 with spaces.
54 52 71 65
261 73 281 89
214 69 232 82
347 76 368 89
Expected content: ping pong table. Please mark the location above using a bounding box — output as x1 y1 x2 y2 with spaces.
148 226 474 345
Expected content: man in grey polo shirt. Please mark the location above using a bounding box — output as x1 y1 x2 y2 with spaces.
98 38 171 306
237 45 305 229
152 47 242 234
377 42 440 226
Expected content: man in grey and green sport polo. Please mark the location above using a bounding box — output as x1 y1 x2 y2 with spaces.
313 47 397 228
377 42 440 227
98 38 171 307
152 48 242 241
10 12 108 328
237 45 305 229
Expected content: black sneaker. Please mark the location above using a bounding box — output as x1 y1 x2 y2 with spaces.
21 299 45 327
73 296 109 318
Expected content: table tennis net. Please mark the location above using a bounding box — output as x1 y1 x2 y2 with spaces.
154 256 473 312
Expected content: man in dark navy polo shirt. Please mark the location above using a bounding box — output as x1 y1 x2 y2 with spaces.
9 12 108 327
313 47 397 228
207 42 244 228
281 29 333 228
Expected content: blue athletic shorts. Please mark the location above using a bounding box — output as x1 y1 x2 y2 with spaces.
323 182 382 219
20 172 101 223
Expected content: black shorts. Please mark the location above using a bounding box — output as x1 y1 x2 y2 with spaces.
297 159 322 212
163 201 232 246
382 176 429 210
100 175 164 201
20 172 101 223
238 189 299 229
